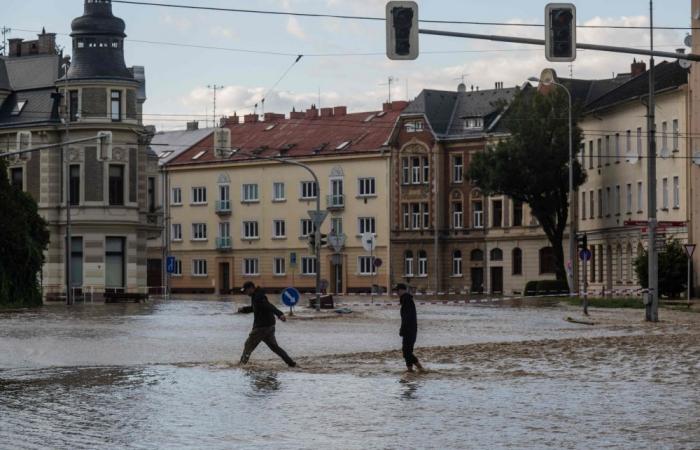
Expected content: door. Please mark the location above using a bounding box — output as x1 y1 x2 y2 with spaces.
219 262 231 294
490 267 503 294
332 261 343 294
105 237 125 291
147 259 162 294
330 178 344 206
470 268 484 294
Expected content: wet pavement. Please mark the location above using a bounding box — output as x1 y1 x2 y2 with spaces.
1 300 699 449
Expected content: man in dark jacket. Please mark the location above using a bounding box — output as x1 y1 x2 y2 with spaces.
238 281 296 367
397 283 423 372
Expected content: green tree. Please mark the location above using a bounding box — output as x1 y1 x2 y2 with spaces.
0 157 50 308
467 88 585 285
634 239 688 299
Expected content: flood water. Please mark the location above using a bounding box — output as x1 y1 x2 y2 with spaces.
1 300 699 449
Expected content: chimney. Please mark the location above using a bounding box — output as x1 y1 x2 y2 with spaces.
8 38 23 57
494 81 504 90
383 102 392 112
320 107 333 117
333 106 347 117
37 31 56 55
264 112 285 121
220 114 239 127
305 105 318 119
391 100 408 111
186 121 199 131
244 113 259 124
290 110 305 119
631 59 647 78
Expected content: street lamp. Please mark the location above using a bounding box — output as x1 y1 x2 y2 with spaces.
528 76 577 305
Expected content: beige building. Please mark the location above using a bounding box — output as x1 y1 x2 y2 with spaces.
164 103 406 295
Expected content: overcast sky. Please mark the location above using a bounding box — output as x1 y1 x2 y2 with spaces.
3 0 693 130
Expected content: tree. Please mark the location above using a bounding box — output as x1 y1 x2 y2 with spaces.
634 239 688 299
467 88 585 285
0 157 50 308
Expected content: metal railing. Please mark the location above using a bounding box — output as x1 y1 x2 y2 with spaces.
216 236 233 250
326 194 345 209
215 200 232 214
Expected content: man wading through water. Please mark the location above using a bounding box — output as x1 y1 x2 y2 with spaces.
396 283 424 373
238 281 297 367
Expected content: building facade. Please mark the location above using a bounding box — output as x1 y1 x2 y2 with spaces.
164 102 405 294
0 0 160 300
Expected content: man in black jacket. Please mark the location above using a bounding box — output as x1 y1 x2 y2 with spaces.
238 281 296 367
397 283 423 372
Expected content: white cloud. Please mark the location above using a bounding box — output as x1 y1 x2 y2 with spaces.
286 16 307 39
161 14 192 32
209 26 238 41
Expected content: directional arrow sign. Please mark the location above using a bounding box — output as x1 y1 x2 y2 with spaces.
308 210 329 228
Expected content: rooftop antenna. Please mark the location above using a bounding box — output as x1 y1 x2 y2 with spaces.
380 76 399 103
454 73 469 84
207 84 224 127
0 26 11 56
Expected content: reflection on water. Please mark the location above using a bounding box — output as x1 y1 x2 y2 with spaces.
399 378 421 401
246 370 281 395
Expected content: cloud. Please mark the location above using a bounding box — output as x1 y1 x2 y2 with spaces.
286 16 306 39
209 26 238 41
161 14 192 32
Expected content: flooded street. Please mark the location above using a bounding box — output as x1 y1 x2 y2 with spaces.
1 300 699 449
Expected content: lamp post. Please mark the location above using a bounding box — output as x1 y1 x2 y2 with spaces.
63 58 73 306
528 76 576 302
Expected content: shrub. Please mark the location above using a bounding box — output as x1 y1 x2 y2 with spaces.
524 280 570 296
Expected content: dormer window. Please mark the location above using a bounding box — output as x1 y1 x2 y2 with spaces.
465 117 483 129
11 100 28 117
405 120 423 133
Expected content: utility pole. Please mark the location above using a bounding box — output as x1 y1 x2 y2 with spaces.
208 84 224 127
0 27 11 56
63 58 73 306
647 0 659 322
381 76 398 103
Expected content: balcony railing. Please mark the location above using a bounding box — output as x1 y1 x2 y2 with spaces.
216 236 233 251
327 194 345 209
216 200 232 215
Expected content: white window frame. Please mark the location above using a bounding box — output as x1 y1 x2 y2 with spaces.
637 181 644 213
300 219 315 237
192 223 207 241
404 252 414 277
300 181 318 200
452 251 463 277
452 202 463 229
301 256 317 275
662 177 669 210
402 204 410 230
243 221 259 240
422 203 429 229
171 223 182 242
243 258 259 276
273 182 286 201
452 154 463 183
273 220 286 239
672 119 679 151
405 120 423 133
192 259 208 277
191 186 207 205
422 156 430 184
626 183 632 214
358 177 376 197
273 257 286 276
358 256 377 276
615 185 621 215
412 204 421 230
331 217 343 234
171 187 182 205
673 176 680 209
358 217 376 235
401 157 410 185
411 157 421 184
172 259 182 276
473 201 484 229
418 252 428 277
242 184 259 203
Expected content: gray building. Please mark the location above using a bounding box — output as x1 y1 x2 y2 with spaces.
0 0 161 301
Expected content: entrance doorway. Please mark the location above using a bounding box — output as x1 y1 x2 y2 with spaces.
147 259 162 294
490 267 503 294
219 262 231 295
332 260 343 294
470 267 484 294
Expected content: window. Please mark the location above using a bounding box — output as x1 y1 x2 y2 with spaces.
452 201 463 229
589 191 594 219
422 203 430 229
358 256 377 275
473 201 484 228
590 248 596 283
273 257 286 276
673 119 679 151
171 224 182 241
512 248 523 275
417 250 427 276
171 187 182 205
242 184 259 202
626 184 632 214
300 219 315 237
626 130 631 154
110 90 122 122
513 201 523 227
358 217 376 234
148 177 156 212
10 167 22 190
411 157 421 184
539 247 556 274
452 250 463 276
673 176 680 208
358 177 376 197
402 204 410 230
273 220 286 238
490 248 503 261
401 158 410 185
192 223 207 240
470 249 484 262
615 133 620 162
597 138 602 167
405 120 423 133
191 187 207 204
581 191 586 220
105 237 125 288
492 200 503 228
662 177 669 210
219 222 230 238
301 257 316 275
300 181 318 199
637 127 642 156
422 156 430 184
243 221 259 239
172 259 182 276
580 144 585 167
597 189 603 218
192 259 207 277
404 251 414 276
218 184 230 211
588 140 594 169
273 182 285 201
604 136 610 165
69 90 79 122
452 155 463 183
465 117 483 129
605 187 611 216
331 217 343 234
637 182 643 212
661 121 668 153
243 258 259 276
71 237 83 287
411 204 421 229
192 151 206 161
108 165 124 206
615 185 620 215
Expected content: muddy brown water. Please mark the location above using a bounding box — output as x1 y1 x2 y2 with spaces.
1 300 698 449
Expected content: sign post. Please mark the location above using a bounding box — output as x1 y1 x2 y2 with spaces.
685 244 696 308
362 233 378 303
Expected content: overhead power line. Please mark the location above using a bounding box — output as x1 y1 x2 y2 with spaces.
111 0 699 30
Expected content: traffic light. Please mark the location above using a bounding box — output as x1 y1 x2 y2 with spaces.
97 131 113 160
319 233 328 248
545 3 576 62
577 234 588 251
386 1 419 60
308 233 316 250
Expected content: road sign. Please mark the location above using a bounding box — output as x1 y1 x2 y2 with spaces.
373 257 383 268
362 233 377 252
579 249 592 261
166 256 176 274
281 287 301 307
684 244 696 258
328 232 347 253
308 210 329 228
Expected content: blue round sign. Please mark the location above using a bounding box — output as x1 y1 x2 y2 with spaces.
281 287 301 307
579 249 592 262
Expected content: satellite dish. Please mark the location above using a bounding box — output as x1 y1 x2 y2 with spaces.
679 58 692 70
693 152 700 166
540 68 556 85
685 33 693 48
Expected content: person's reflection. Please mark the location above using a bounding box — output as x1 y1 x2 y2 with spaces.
399 378 420 400
246 370 281 395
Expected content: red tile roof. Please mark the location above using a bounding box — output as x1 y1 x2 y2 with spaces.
167 102 408 167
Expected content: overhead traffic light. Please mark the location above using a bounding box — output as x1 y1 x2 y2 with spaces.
577 233 588 251
545 3 576 62
308 232 328 251
386 1 419 60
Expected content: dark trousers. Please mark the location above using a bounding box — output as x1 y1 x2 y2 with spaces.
240 326 295 366
402 334 419 367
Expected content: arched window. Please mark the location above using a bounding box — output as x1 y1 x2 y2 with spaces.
470 249 484 262
539 247 556 274
404 251 414 277
452 250 463 276
512 248 523 275
490 248 503 262
418 250 428 276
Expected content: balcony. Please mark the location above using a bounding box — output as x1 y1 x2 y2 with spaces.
327 194 345 210
216 237 233 252
216 200 232 216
